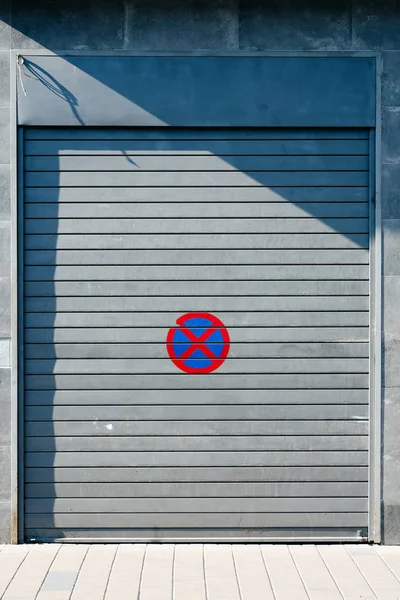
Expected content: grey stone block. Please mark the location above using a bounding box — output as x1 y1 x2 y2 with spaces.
383 504 400 545
353 0 400 50
0 278 10 338
383 219 400 276
0 364 10 391
0 51 9 107
382 107 400 164
0 1 11 51
0 445 10 500
0 220 10 278
239 0 351 51
382 339 400 389
0 164 10 220
126 0 238 50
0 499 11 543
0 107 10 165
382 275 400 387
383 387 400 544
0 368 10 448
381 163 400 219
11 0 125 50
383 387 400 500
383 51 400 107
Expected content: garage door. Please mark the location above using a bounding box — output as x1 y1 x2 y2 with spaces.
22 127 370 542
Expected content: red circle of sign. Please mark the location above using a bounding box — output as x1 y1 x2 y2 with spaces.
166 312 230 374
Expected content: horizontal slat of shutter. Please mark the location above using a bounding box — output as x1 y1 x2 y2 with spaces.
25 435 369 452
25 465 368 483
24 295 370 311
25 281 370 296
23 312 369 328
25 186 370 203
25 154 370 172
23 514 369 529
25 404 369 421
24 343 369 360
24 451 368 468
25 481 369 498
25 497 368 514
24 357 369 375
24 389 369 405
24 128 370 140
25 233 370 250
24 218 369 235
24 202 370 219
24 374 369 389
25 327 369 344
24 139 370 155
25 421 368 437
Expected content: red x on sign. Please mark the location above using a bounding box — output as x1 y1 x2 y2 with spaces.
166 312 230 374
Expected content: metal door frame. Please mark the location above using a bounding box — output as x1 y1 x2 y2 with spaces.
10 50 382 544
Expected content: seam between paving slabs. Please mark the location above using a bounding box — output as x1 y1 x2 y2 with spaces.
171 544 176 600
343 546 379 598
0 547 31 599
34 545 62 600
102 545 119 600
314 546 346 600
202 545 209 600
230 545 243 600
69 545 91 600
137 544 148 600
68 545 90 600
375 550 400 587
287 545 312 600
258 545 277 600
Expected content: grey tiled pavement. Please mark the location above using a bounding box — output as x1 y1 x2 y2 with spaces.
1 544 400 599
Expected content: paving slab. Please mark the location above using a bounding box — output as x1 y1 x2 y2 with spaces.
173 544 206 600
0 546 30 598
377 545 400 581
70 545 117 600
204 545 241 600
233 545 275 600
104 544 145 600
139 544 174 600
261 544 310 600
36 545 88 600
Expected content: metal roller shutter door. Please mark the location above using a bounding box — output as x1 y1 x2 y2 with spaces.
23 127 370 542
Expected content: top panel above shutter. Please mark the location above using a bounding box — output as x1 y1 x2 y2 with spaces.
17 56 375 127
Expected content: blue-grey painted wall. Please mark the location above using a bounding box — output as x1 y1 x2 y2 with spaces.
0 0 399 544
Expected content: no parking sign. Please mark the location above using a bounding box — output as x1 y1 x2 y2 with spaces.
166 312 230 374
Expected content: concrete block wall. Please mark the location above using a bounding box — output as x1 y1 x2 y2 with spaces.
0 0 399 543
